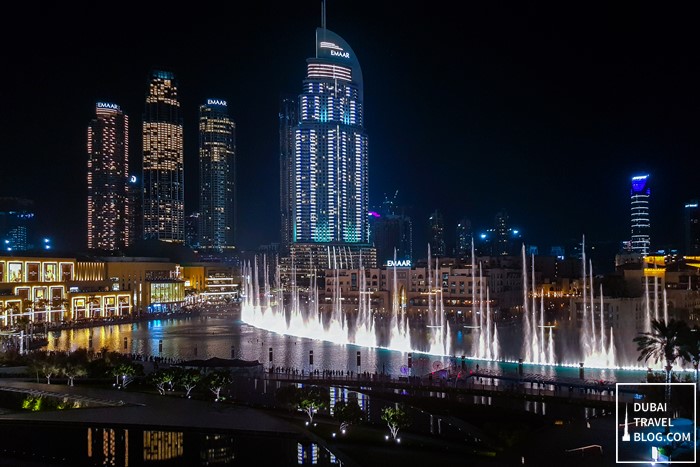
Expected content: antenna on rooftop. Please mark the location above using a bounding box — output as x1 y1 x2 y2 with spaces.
321 0 326 30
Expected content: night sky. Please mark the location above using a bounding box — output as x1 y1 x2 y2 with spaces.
2 1 698 259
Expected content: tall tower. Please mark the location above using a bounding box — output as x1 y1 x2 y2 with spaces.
293 25 368 245
198 98 236 252
455 218 472 258
630 174 651 256
87 102 130 251
279 94 298 254
428 210 446 257
684 200 700 256
142 70 184 243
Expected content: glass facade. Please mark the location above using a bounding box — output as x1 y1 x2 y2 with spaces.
293 28 368 244
142 70 184 243
198 99 236 251
630 174 651 255
87 103 130 250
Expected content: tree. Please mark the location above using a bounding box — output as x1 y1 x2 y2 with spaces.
147 368 176 395
332 399 363 433
111 361 142 388
28 352 60 384
60 351 88 386
634 318 691 419
204 370 232 401
296 385 329 425
682 325 700 386
634 319 691 385
381 405 412 441
176 368 203 398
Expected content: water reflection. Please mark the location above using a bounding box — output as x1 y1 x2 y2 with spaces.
44 314 649 384
0 423 339 466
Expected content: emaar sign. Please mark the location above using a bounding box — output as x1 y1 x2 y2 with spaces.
386 260 412 268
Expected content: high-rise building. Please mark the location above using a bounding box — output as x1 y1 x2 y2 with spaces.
198 98 236 252
87 102 130 251
279 94 298 254
292 25 368 245
142 70 184 243
455 218 472 258
0 198 35 251
684 200 700 256
371 212 413 266
127 174 142 247
428 210 446 257
495 209 510 256
630 174 651 256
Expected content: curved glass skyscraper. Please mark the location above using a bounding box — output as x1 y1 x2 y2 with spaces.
630 174 651 255
293 27 369 244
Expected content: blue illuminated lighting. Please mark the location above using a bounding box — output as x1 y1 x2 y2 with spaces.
480 233 487 239
368 211 381 218
513 230 519 235
44 238 50 243
631 174 650 194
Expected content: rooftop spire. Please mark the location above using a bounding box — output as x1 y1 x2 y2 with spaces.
321 0 326 29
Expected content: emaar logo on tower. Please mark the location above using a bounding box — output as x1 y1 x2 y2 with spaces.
320 41 350 59
616 382 696 463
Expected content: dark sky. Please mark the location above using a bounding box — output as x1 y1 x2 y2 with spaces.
2 1 698 257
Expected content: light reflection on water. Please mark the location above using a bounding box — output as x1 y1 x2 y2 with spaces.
44 313 648 383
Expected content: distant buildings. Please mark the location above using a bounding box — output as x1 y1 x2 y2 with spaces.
142 70 184 243
86 102 130 251
370 195 413 266
428 210 446 257
630 174 651 255
198 99 236 252
0 198 35 252
684 200 700 256
278 94 297 255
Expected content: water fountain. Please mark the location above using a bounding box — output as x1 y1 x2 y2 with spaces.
239 236 675 372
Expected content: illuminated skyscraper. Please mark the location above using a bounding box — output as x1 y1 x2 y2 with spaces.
630 174 651 255
455 218 472 258
87 102 130 251
198 99 236 252
292 25 368 245
684 200 700 256
428 210 446 257
142 70 184 243
279 94 298 254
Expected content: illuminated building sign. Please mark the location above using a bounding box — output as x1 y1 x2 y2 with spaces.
207 99 227 106
320 41 350 59
96 102 119 110
386 259 412 268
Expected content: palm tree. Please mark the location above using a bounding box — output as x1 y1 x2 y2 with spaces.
634 318 691 419
682 325 700 387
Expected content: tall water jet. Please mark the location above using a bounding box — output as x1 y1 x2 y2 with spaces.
521 244 532 362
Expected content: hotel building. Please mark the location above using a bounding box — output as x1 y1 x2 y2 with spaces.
87 102 130 251
281 23 372 275
142 70 184 243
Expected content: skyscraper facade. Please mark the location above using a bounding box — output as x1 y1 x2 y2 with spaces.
279 94 298 254
455 218 472 258
87 102 130 251
142 70 184 243
684 200 700 256
428 210 446 257
198 99 236 252
292 27 368 245
630 174 651 255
